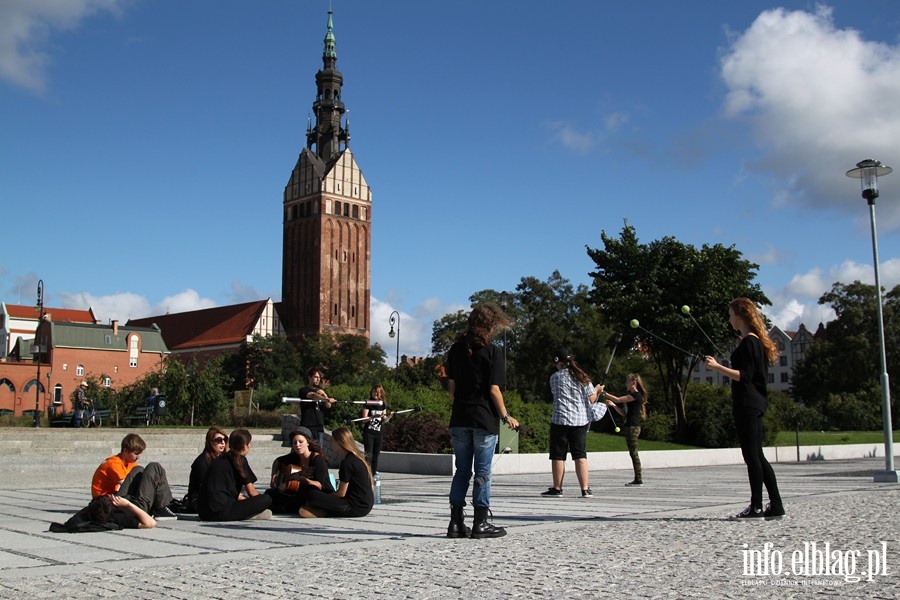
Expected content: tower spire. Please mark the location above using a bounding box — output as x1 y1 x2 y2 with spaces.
307 9 347 163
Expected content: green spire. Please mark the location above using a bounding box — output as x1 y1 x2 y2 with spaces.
324 10 336 59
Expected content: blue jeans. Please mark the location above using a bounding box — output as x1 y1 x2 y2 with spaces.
449 427 497 509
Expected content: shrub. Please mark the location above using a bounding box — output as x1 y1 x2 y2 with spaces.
640 412 675 442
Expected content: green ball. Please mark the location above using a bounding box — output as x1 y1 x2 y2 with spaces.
615 427 621 433
681 305 691 314
630 319 640 329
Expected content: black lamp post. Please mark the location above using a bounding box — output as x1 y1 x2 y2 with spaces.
388 311 400 368
846 159 897 483
32 279 45 427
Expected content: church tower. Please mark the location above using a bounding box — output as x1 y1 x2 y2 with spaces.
282 10 371 342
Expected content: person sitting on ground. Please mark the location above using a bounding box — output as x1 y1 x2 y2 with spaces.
266 427 335 514
198 429 273 521
300 427 374 518
91 433 178 520
182 427 229 513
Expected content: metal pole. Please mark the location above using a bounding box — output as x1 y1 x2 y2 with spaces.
867 201 896 481
32 280 44 428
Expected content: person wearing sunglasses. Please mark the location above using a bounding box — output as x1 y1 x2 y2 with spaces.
182 427 229 513
199 429 272 521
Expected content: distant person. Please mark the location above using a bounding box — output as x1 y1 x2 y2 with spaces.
198 429 272 521
91 433 178 520
361 384 393 475
72 381 89 427
445 302 518 539
297 368 336 447
602 373 649 486
266 427 334 514
704 298 784 520
145 387 159 408
182 427 229 513
299 427 374 518
542 349 603 498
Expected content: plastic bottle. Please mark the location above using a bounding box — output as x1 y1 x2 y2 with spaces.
374 472 381 505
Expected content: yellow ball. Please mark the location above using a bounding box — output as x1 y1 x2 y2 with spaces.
615 427 621 433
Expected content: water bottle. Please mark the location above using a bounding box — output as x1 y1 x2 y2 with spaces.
374 472 381 505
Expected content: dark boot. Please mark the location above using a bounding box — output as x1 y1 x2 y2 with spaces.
447 504 470 538
471 506 506 539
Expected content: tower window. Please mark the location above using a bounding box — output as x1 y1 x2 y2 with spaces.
334 201 342 215
352 205 359 219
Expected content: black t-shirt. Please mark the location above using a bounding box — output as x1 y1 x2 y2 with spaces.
625 392 645 427
730 335 769 412
199 453 259 519
298 385 329 429
339 453 374 515
446 339 506 434
273 452 335 493
363 400 387 433
187 452 214 507
109 506 140 529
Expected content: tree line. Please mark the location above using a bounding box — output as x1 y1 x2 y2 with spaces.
83 223 897 450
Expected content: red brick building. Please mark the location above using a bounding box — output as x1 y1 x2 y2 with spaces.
0 318 168 417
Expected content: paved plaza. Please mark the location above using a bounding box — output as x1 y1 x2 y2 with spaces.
0 429 897 599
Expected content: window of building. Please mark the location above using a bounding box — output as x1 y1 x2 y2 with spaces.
129 334 139 368
105 335 112 344
343 203 350 217
102 377 112 387
334 201 341 215
53 384 62 404
767 373 774 384
780 373 789 383
352 205 359 219
779 355 788 367
76 365 85 376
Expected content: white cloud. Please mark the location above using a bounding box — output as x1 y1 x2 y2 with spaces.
153 289 217 316
0 0 126 93
720 6 900 229
546 120 596 154
57 291 150 323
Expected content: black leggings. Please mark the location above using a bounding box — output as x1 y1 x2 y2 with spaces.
305 488 371 518
734 406 782 509
363 431 383 474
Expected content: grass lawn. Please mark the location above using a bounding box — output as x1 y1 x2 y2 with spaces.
773 430 899 447
586 431 697 452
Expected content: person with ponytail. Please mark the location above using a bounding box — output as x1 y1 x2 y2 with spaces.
602 374 648 486
542 349 604 498
704 297 784 520
198 429 272 521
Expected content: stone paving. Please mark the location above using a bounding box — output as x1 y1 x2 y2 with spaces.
0 433 897 599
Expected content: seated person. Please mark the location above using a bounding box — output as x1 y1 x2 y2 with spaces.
91 433 177 520
182 427 229 513
266 427 334 514
198 429 272 521
300 427 374 519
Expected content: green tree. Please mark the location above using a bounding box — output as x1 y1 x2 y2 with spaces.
791 281 899 427
296 333 390 386
586 223 769 436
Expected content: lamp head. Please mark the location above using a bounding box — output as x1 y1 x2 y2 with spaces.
846 159 892 204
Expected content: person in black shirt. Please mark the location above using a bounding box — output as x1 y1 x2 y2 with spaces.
704 298 784 520
446 302 518 539
300 427 374 518
297 368 336 448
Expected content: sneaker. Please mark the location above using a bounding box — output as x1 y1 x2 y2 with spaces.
247 509 272 521
625 480 643 486
153 506 178 521
540 487 563 497
764 503 785 520
731 505 764 520
581 488 593 498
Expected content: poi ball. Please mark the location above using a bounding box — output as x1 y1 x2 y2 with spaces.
630 319 640 329
681 305 691 314
615 427 621 433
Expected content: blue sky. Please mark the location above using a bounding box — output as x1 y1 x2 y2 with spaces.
2 0 899 362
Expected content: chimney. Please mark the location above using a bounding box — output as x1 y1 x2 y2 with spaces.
112 320 118 336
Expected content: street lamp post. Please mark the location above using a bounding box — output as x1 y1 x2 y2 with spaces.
846 159 898 483
388 311 400 368
32 280 45 428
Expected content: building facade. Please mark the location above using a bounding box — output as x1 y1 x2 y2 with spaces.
1 303 96 359
0 318 168 417
281 10 372 343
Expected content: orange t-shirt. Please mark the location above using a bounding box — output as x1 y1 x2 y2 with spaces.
91 454 137 497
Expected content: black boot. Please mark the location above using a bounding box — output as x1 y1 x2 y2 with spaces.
471 506 506 539
447 504 470 538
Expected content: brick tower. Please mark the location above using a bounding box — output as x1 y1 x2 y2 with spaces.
281 10 371 342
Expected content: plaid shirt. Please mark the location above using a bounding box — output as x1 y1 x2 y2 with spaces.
550 368 593 426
